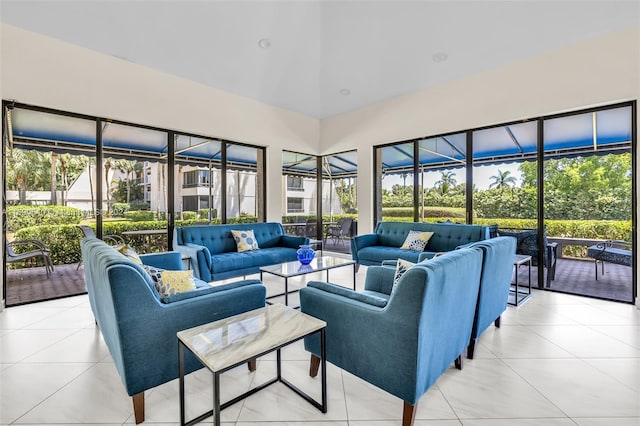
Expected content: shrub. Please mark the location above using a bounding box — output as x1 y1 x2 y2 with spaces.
381 207 466 219
124 211 155 222
199 208 217 219
111 203 130 217
7 205 82 232
129 201 150 211
15 224 85 265
182 211 197 220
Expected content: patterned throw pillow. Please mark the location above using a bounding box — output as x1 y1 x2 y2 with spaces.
144 265 164 283
400 231 434 251
231 230 260 252
392 258 415 293
115 244 143 265
144 265 196 297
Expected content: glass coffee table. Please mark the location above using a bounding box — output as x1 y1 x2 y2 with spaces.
178 304 327 426
260 256 356 307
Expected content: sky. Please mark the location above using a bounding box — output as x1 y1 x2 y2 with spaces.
381 163 523 191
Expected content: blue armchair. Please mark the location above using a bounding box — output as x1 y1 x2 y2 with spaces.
80 238 266 423
299 248 484 426
466 236 516 358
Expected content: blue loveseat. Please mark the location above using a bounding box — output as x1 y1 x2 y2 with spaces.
173 222 307 282
351 221 490 266
300 246 484 426
80 238 266 423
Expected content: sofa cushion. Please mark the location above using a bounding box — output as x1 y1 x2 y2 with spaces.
358 246 435 264
210 247 298 273
152 269 197 298
400 231 434 251
231 229 260 252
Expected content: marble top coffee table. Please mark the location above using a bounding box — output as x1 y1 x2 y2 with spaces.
178 304 327 426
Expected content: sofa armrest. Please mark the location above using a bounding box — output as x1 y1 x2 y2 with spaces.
363 265 396 295
351 233 380 263
140 251 183 270
280 235 308 249
307 281 388 308
174 242 211 280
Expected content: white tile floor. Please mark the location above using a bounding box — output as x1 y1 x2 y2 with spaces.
1 264 639 426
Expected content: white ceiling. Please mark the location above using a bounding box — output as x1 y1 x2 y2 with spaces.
1 1 639 119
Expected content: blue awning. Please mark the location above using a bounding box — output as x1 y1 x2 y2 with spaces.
380 105 632 173
7 104 633 174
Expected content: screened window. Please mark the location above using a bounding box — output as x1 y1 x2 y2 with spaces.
287 197 304 213
287 176 304 191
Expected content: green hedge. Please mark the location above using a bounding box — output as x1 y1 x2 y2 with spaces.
124 211 155 222
7 205 82 232
382 207 466 218
111 203 130 217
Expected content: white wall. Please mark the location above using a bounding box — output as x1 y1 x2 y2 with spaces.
0 24 321 222
320 25 640 303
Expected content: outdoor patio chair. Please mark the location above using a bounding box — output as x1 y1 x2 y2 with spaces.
6 239 54 278
304 219 318 239
324 217 353 247
497 227 557 288
76 225 125 269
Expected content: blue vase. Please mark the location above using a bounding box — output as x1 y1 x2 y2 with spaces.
297 245 315 265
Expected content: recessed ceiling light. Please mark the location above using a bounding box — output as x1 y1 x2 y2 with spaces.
258 38 271 49
432 52 448 63
339 88 351 96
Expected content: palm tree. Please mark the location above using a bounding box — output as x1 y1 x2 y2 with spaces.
435 171 457 195
489 169 517 190
104 158 112 215
50 152 58 205
114 159 139 203
6 149 49 204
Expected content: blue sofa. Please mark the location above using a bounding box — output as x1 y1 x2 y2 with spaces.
351 221 490 266
80 238 266 423
300 247 484 426
466 236 516 358
173 222 308 282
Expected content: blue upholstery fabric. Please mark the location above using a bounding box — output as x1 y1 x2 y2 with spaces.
174 223 307 281
300 247 483 405
80 238 266 398
351 221 489 266
467 237 517 347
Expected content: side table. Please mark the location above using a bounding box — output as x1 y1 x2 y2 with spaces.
510 254 532 306
178 304 327 426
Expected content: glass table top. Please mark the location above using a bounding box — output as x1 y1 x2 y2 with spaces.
259 256 355 278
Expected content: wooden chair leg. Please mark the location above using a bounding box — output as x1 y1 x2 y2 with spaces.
454 354 463 370
132 392 144 424
309 354 320 378
247 358 257 372
402 401 417 426
467 338 476 359
494 316 501 328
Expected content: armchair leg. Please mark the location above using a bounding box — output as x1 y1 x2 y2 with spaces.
494 316 501 328
309 354 320 378
402 401 417 426
132 392 144 424
454 355 463 370
467 338 477 359
247 358 257 372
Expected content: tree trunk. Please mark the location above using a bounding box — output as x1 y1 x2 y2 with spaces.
88 163 95 215
50 152 58 205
